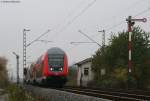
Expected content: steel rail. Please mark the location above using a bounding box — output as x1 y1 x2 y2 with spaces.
59 86 150 101
23 85 150 100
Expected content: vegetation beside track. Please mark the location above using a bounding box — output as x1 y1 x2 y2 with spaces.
92 27 150 90
66 66 77 86
0 56 36 101
0 56 9 88
6 84 36 101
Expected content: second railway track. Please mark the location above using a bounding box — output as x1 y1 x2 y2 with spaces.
58 86 150 101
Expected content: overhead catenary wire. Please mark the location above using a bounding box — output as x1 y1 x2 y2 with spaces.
51 0 149 43
112 0 146 20
70 42 97 46
104 7 150 32
51 1 149 47
66 0 87 18
26 29 51 47
51 0 97 39
67 1 150 58
78 30 101 47
73 0 150 39
105 21 125 32
124 0 146 10
66 1 150 62
64 0 97 28
71 42 96 44
72 7 150 47
134 7 150 17
31 0 88 44
51 0 87 32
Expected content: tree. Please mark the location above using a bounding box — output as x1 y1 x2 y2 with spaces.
66 66 77 86
0 56 8 88
92 27 150 89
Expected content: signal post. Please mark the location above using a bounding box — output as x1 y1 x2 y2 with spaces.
126 16 147 88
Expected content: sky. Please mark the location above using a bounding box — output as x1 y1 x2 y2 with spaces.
0 0 150 79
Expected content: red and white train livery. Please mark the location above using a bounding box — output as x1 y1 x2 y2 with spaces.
25 47 68 87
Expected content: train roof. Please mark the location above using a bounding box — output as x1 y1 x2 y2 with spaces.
47 47 65 55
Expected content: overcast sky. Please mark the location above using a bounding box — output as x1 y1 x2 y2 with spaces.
0 0 150 79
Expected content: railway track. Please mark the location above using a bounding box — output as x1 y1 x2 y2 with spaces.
57 86 150 101
24 85 150 101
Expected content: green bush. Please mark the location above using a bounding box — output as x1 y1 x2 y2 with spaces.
92 27 150 89
7 84 35 101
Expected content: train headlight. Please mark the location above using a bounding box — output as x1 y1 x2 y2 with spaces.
50 68 53 71
60 68 63 71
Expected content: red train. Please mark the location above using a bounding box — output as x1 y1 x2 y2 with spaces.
25 47 68 87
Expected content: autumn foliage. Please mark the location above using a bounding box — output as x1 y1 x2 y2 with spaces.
0 56 8 88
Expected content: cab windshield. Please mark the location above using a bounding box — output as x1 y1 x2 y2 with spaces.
48 54 64 67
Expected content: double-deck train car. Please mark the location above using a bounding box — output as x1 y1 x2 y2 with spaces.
25 47 68 87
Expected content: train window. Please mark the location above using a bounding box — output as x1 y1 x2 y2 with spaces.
36 61 44 77
36 56 42 64
48 54 64 67
84 68 89 76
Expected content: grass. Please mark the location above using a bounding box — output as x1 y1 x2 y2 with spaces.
6 84 35 101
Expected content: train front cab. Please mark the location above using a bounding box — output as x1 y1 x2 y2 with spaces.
42 52 68 86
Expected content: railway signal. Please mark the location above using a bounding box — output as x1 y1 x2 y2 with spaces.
126 16 147 73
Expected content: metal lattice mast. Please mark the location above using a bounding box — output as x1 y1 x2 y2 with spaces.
23 29 30 81
102 30 105 47
98 30 105 47
23 29 26 80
